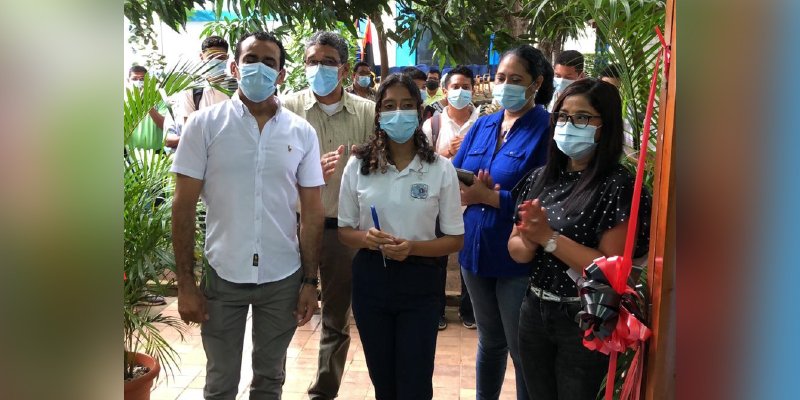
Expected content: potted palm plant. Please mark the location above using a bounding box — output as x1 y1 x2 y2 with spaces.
123 60 213 399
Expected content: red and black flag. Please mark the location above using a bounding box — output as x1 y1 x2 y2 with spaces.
361 18 375 68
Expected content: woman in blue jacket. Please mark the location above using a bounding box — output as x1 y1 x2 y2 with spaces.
452 45 554 400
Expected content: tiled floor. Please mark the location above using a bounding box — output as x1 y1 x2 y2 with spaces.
150 299 519 400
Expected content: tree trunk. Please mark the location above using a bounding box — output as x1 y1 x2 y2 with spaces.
507 0 529 39
372 14 390 80
539 39 554 64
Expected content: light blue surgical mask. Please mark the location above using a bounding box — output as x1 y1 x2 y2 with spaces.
206 58 227 76
237 63 278 102
379 110 419 143
553 123 599 160
420 89 428 101
356 75 372 88
553 77 575 95
306 65 341 96
447 89 472 110
492 83 533 112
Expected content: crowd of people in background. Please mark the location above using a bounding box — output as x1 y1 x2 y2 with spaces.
125 29 651 400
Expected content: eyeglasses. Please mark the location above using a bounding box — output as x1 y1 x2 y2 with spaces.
554 112 602 129
305 59 341 67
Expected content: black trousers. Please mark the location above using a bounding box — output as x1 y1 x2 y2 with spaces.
518 292 608 400
351 250 440 400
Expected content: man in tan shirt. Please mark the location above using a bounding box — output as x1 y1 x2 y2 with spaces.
281 31 375 400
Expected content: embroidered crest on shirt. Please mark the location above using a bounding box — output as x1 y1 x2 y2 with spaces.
410 183 429 199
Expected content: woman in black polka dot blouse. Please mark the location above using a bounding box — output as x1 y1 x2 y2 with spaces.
507 78 651 400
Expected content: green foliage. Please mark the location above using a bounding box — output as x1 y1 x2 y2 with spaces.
392 0 522 66
525 0 591 61
123 58 207 381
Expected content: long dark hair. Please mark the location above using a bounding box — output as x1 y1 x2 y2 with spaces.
353 73 436 175
499 45 555 106
528 78 624 214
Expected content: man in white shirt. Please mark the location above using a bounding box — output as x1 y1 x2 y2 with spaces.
281 31 375 400
422 65 481 160
420 65 480 330
171 31 325 400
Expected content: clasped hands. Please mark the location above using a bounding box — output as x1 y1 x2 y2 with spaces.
459 169 501 206
365 227 412 261
516 199 555 247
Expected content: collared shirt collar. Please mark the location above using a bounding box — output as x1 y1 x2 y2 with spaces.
231 92 283 119
300 87 356 115
390 153 429 178
484 104 544 129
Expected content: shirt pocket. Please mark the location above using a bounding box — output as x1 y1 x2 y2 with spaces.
494 149 528 174
461 146 488 171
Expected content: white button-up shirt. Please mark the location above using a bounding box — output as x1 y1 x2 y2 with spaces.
338 154 464 240
171 94 324 284
421 105 481 158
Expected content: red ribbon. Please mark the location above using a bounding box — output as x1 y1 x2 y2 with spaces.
581 27 670 400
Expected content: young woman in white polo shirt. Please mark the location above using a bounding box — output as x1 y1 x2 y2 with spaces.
337 73 465 400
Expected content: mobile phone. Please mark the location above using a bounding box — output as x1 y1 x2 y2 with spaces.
455 168 475 186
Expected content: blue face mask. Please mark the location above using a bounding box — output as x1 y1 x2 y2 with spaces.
379 110 419 144
356 75 372 88
237 63 278 102
447 89 472 110
206 59 226 77
419 89 428 101
306 65 341 96
553 123 599 160
492 83 533 112
553 77 575 95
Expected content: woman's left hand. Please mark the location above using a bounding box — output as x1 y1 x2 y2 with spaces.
517 199 554 245
460 169 500 206
382 239 412 261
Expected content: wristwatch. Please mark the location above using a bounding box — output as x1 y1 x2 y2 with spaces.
301 276 320 287
543 231 560 253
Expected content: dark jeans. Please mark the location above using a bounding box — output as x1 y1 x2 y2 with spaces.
462 268 529 400
459 268 474 320
436 256 474 320
437 255 448 317
351 250 440 400
518 292 608 400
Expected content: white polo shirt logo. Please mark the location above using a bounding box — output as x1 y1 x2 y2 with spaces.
410 183 429 199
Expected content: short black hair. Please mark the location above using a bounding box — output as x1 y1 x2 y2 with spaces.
555 50 584 72
500 45 555 105
235 31 286 69
305 31 349 65
598 64 621 79
129 65 147 76
427 68 441 78
444 65 474 87
402 66 427 81
353 61 371 72
201 36 229 52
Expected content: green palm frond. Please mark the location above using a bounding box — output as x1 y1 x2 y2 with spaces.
124 58 210 380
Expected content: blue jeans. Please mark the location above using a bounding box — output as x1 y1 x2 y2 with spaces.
462 268 530 400
518 292 608 400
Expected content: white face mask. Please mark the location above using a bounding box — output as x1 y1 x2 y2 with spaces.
553 123 599 160
131 80 144 90
447 89 473 110
553 77 575 95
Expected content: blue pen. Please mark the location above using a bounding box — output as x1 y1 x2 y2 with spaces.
370 205 387 267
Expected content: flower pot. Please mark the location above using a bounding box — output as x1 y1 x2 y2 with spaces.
124 352 160 400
